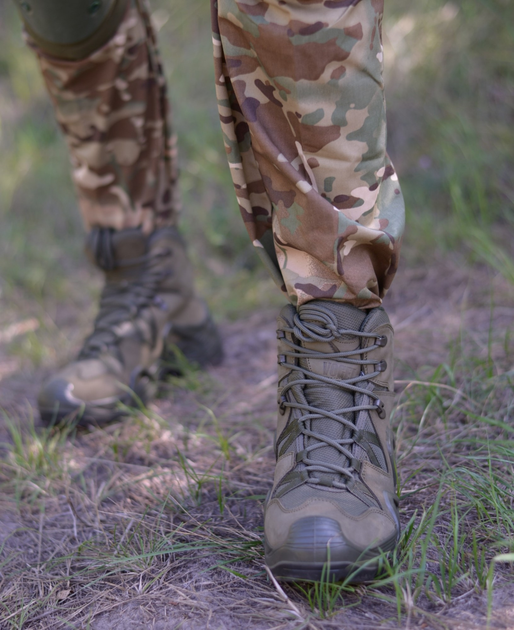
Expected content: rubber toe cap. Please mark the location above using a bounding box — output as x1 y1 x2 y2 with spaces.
37 377 84 425
265 516 396 583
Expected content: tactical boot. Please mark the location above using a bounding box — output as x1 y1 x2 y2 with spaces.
265 300 400 582
38 226 223 426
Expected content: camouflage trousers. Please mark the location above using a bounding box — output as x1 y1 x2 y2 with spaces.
27 0 404 308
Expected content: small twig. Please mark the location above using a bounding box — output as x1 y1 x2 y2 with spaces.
114 517 135 555
37 509 44 597
451 587 475 602
65 485 90 530
265 565 317 628
68 502 78 540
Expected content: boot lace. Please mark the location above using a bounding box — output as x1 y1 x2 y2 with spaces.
277 304 387 489
78 247 171 363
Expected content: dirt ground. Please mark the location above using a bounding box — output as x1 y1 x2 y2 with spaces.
1 257 514 629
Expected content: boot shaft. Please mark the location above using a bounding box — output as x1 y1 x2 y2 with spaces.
85 226 196 298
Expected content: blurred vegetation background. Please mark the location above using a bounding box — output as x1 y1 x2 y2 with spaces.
0 0 513 343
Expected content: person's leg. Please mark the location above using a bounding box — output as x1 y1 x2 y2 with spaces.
212 0 404 580
19 0 179 233
14 0 222 425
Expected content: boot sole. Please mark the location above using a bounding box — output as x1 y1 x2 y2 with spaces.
267 559 379 583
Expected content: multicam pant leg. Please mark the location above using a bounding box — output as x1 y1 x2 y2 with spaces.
25 0 179 234
212 0 405 308
24 0 404 307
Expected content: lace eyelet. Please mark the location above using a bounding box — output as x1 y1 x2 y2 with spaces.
277 354 286 365
377 360 387 372
374 399 386 419
278 395 287 415
376 335 387 347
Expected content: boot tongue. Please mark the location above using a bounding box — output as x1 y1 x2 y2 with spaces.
111 229 147 263
297 302 367 484
85 228 148 277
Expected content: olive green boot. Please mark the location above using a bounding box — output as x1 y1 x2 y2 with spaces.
264 300 400 583
38 226 223 426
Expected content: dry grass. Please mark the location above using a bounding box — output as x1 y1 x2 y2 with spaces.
2 260 514 629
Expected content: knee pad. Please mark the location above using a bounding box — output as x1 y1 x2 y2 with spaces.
14 0 129 60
